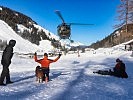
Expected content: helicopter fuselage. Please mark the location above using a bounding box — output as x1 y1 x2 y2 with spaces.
57 24 71 39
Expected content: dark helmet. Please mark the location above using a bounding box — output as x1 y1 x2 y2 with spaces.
116 58 121 62
44 53 48 57
9 39 16 47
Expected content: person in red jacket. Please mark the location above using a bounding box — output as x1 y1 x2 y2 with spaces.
113 58 128 78
34 52 61 81
93 58 128 78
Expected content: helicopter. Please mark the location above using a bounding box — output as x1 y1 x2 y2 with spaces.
55 10 94 42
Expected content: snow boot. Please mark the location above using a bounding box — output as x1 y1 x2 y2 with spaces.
0 82 6 86
6 81 14 84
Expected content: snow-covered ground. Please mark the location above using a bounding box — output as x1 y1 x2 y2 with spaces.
0 48 133 100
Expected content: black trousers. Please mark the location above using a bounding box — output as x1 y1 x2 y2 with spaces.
41 68 50 81
0 64 11 83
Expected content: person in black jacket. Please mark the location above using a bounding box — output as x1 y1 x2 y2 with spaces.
0 40 16 86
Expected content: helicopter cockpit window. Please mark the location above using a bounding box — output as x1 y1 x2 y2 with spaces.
61 26 64 30
61 26 67 31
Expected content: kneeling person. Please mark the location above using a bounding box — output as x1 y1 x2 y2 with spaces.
34 53 61 82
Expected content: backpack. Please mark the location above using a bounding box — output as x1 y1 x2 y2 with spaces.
120 62 128 78
120 62 125 72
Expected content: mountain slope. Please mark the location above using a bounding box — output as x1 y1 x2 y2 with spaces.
89 24 133 49
0 20 41 53
0 6 60 48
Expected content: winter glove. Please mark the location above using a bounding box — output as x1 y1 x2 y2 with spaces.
34 52 37 56
59 54 62 57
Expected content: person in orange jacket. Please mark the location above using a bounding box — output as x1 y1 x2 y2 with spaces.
34 52 61 81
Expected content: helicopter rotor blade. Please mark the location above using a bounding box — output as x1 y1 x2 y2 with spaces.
55 10 65 23
69 23 94 26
